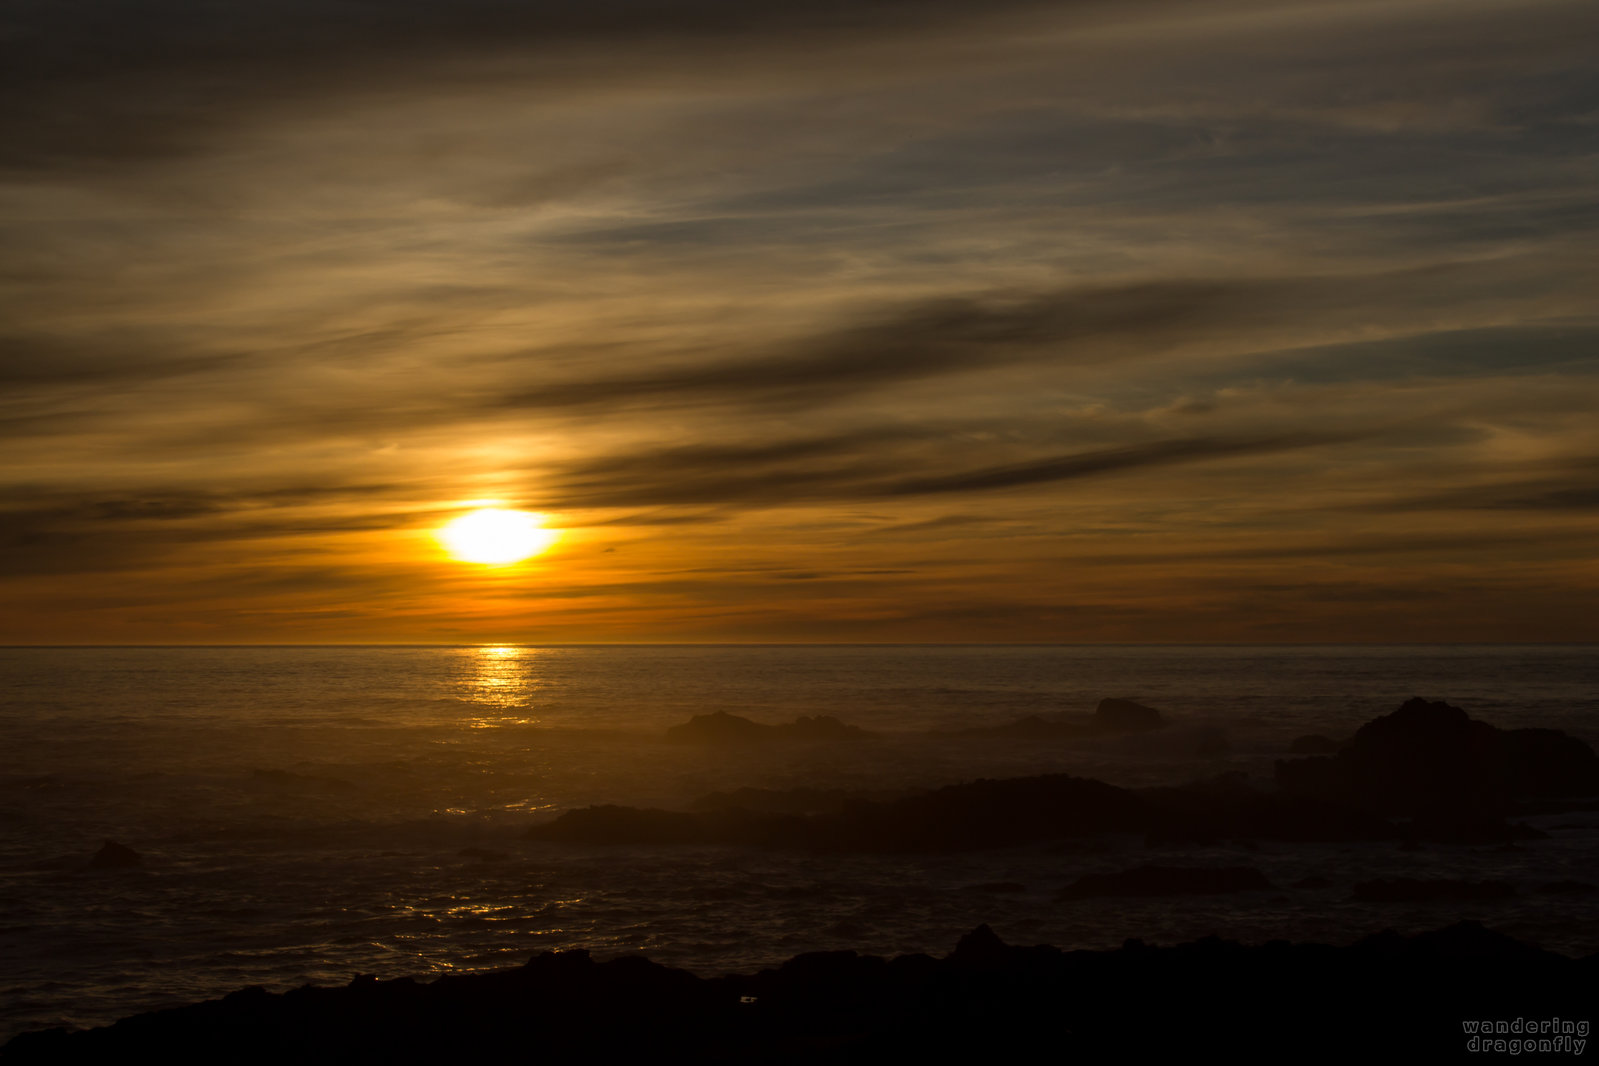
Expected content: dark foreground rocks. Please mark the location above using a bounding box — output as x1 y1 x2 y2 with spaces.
6 923 1592 1064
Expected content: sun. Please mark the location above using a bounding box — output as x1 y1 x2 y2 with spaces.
437 508 558 565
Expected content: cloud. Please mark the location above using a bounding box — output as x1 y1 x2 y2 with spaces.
540 427 1355 510
877 434 1342 496
0 0 1089 171
3 0 1598 640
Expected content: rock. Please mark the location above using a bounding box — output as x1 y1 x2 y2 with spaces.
780 715 870 741
947 923 1012 968
951 699 1172 741
1094 698 1164 733
532 763 1417 852
1350 878 1515 903
89 840 142 870
1536 880 1596 894
529 773 1148 851
6 924 1588 1063
1059 865 1272 898
1275 697 1599 824
1499 728 1599 796
1289 734 1340 754
665 711 773 744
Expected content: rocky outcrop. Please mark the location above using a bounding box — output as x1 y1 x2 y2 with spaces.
528 768 1406 850
529 773 1151 851
953 697 1168 740
6 924 1590 1063
1093 697 1163 732
537 701 1590 852
1275 698 1599 830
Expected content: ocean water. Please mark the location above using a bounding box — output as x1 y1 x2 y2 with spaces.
1 644 1596 1040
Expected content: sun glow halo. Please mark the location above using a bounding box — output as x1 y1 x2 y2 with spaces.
438 508 557 565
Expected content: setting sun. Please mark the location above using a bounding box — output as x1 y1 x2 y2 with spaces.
438 508 558 565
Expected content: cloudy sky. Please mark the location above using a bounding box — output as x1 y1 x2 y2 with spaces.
3 0 1596 643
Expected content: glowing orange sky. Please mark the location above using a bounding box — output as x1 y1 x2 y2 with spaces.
2 0 1597 643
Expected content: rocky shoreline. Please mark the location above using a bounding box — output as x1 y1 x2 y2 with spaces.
528 698 1599 850
5 922 1591 1063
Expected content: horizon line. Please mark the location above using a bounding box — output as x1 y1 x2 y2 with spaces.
3 641 1596 649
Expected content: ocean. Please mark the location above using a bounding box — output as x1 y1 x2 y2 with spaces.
2 644 1596 1040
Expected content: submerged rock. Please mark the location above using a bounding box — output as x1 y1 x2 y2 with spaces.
88 840 142 870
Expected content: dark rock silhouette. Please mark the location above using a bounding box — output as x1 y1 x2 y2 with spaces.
530 773 1151 851
534 700 1591 852
529 768 1405 850
665 712 872 744
88 840 142 870
1094 697 1163 732
691 786 902 815
1059 865 1272 898
953 696 1169 740
6 924 1590 1063
1289 734 1341 754
1139 772 1395 844
665 711 770 743
1351 878 1516 903
1275 698 1599 833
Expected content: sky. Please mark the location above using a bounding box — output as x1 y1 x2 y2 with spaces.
2 0 1597 644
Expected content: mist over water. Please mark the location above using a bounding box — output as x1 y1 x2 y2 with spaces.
2 644 1596 1039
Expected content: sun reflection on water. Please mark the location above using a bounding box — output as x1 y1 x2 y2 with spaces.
461 645 541 728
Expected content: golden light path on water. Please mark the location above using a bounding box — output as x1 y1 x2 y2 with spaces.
463 646 541 727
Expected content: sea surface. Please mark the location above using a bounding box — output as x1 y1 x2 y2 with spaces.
2 644 1597 1040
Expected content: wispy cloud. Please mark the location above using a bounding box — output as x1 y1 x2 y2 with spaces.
2 0 1596 640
